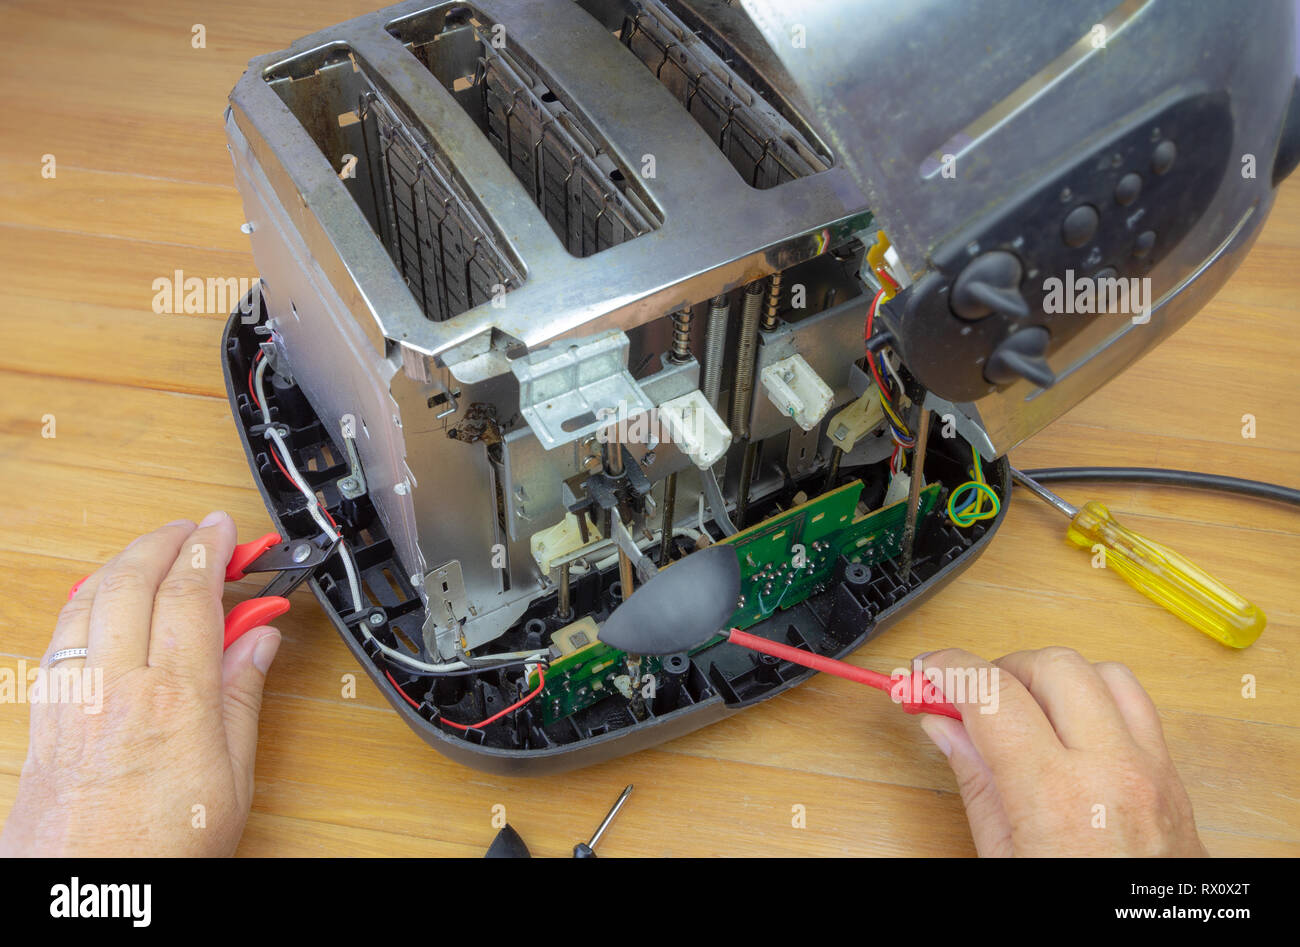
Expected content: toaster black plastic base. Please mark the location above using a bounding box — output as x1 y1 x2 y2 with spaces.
221 295 1008 775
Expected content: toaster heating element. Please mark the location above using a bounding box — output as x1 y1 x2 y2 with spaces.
221 0 1297 772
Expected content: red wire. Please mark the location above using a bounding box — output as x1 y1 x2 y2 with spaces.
248 349 264 410
436 666 547 731
385 669 422 709
863 288 893 400
876 266 901 292
248 350 292 482
267 441 294 483
386 665 548 730
245 348 336 524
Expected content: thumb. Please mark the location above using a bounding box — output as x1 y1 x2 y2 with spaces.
920 714 1015 857
221 625 281 806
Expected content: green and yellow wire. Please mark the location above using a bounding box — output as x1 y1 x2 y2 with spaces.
947 446 1000 527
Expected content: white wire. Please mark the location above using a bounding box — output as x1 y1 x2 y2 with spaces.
357 620 547 674
254 354 363 613
881 350 907 399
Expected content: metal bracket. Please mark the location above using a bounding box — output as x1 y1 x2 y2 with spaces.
510 329 654 450
337 421 367 500
610 509 657 585
923 392 998 462
422 560 468 643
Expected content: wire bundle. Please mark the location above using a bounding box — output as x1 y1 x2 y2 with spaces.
948 446 1001 527
863 287 915 475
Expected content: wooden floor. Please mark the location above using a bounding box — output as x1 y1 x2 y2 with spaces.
1 1 1297 857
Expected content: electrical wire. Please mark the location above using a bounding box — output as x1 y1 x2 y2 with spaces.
247 351 300 485
861 288 916 456
386 669 422 709
435 665 547 731
248 349 264 411
948 445 1001 526
384 655 548 678
357 613 548 674
252 353 364 614
863 290 897 405
1020 466 1300 509
386 654 551 733
879 350 907 400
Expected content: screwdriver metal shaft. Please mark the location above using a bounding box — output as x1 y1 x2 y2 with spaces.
573 784 633 858
898 406 931 578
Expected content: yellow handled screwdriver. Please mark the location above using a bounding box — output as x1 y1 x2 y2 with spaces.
1010 468 1266 648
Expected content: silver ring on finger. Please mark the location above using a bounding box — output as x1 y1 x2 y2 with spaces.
48 648 89 666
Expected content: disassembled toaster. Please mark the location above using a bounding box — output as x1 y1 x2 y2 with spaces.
220 0 1297 771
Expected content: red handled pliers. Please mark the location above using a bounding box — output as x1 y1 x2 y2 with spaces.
68 532 335 650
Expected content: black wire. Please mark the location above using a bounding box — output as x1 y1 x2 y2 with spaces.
1021 467 1300 510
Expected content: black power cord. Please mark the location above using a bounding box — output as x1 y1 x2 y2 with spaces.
1021 466 1300 510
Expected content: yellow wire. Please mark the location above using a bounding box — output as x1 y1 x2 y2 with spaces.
880 397 909 435
948 445 1000 527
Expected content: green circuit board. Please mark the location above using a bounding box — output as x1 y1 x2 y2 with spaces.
531 479 940 726
530 644 667 726
723 480 941 627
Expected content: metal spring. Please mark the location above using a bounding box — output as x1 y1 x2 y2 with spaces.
762 272 782 330
669 308 693 363
730 282 765 438
701 294 729 408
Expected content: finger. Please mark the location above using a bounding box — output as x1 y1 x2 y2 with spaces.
47 567 107 666
921 714 1015 857
221 625 281 810
994 647 1132 751
920 648 1064 807
148 511 237 693
86 520 197 678
1094 661 1171 761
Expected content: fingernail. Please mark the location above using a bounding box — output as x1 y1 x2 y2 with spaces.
920 715 952 757
252 630 281 674
198 511 228 528
164 519 196 529
915 650 935 661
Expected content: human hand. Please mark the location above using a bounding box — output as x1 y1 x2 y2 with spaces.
917 646 1207 857
0 512 281 856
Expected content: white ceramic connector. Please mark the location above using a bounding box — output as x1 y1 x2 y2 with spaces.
760 353 834 431
658 389 732 468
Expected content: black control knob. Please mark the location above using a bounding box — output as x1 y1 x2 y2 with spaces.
985 327 1056 389
950 250 1030 321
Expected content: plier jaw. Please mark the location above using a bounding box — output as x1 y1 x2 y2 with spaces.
222 533 339 647
231 534 337 598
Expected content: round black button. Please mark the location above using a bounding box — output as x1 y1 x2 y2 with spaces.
1062 204 1100 248
950 250 1030 321
985 326 1056 389
1152 140 1176 175
1133 230 1156 258
1115 173 1142 206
